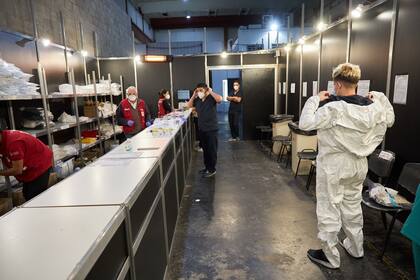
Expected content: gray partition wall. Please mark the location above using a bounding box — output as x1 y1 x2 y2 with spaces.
320 21 348 90
288 46 301 120
349 0 393 93
386 0 420 175
301 36 320 110
137 62 171 118
99 58 136 94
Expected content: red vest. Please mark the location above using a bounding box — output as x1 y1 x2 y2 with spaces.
121 98 146 134
158 98 167 118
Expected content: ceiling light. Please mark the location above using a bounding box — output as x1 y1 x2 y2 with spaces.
298 36 306 45
285 45 291 52
134 55 142 63
221 51 228 58
316 22 327 31
186 15 191 19
144 55 171 62
351 5 363 18
41 38 50 47
81 50 88 57
270 22 279 31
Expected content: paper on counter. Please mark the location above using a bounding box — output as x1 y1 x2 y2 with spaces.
393 74 409 105
89 158 133 167
104 152 143 159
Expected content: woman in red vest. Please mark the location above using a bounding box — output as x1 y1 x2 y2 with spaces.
0 129 53 200
157 89 172 118
116 86 151 138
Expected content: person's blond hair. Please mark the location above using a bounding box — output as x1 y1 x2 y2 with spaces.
332 63 361 86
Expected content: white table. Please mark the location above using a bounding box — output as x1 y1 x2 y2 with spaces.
24 157 159 208
0 206 126 280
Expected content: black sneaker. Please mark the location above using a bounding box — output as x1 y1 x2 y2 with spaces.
198 168 207 174
202 170 216 178
338 240 363 259
307 249 337 269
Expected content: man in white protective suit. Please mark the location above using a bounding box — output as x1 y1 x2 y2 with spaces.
299 63 395 269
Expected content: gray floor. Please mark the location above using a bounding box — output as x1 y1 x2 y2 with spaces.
167 115 415 280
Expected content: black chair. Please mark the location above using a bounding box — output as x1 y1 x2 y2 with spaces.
364 149 396 187
306 160 316 190
273 133 291 161
362 162 420 259
295 149 318 178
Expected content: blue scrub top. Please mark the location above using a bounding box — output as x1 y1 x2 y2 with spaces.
401 186 420 245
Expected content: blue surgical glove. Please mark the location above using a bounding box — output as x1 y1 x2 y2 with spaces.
146 121 151 127
127 120 134 127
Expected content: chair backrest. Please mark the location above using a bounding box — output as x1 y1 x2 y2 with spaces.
398 163 420 196
368 150 396 180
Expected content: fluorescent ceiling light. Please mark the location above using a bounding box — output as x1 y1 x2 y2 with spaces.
41 38 50 47
270 22 279 31
81 50 88 57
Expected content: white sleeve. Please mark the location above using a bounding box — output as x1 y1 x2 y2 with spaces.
371 91 395 128
299 96 338 131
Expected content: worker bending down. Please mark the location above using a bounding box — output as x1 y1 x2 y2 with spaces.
299 63 395 269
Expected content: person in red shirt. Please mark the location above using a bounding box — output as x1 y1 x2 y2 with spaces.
157 89 172 118
0 129 53 201
116 86 152 139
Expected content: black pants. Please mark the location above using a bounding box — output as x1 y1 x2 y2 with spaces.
194 117 202 148
22 167 52 201
199 130 218 172
228 111 240 138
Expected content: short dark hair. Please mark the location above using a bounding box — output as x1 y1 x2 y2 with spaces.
233 80 240 85
158 89 169 97
195 82 208 89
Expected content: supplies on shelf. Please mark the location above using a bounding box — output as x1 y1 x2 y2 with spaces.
100 120 122 138
54 158 75 179
57 81 121 96
57 112 90 124
0 58 39 97
98 101 117 118
19 107 54 129
52 141 78 162
83 100 98 118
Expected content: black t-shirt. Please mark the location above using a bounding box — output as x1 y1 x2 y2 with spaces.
193 95 218 131
319 95 373 108
228 90 243 112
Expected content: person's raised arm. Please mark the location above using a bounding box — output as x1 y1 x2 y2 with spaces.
207 88 223 103
299 91 337 131
185 90 198 109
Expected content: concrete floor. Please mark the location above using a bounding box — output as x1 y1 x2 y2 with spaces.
167 115 415 280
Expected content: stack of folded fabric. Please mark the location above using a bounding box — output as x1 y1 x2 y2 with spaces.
100 120 122 138
19 107 54 129
57 82 122 96
52 141 79 161
98 101 117 118
0 58 39 97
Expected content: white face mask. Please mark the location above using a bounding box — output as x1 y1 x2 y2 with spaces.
127 95 137 102
233 85 239 91
165 94 170 100
197 91 205 99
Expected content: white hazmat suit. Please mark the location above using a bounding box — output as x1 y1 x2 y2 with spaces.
299 91 395 268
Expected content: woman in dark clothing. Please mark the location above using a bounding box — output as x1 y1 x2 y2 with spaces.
157 89 172 118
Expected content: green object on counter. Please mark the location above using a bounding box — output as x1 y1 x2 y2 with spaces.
401 185 420 280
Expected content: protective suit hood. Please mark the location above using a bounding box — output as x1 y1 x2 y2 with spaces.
299 91 394 158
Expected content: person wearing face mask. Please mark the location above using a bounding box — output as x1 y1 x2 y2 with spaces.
299 63 395 269
116 86 152 139
226 80 243 142
186 83 223 178
157 89 172 118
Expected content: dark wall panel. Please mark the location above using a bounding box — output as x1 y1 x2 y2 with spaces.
68 52 85 85
173 56 205 106
320 21 348 90
386 0 420 176
39 45 67 94
349 0 392 93
85 57 98 80
99 59 135 94
302 36 320 109
207 54 241 66
243 53 276 65
0 31 38 83
242 68 274 140
288 46 300 120
137 63 171 118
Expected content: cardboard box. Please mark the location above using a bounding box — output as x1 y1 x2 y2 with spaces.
11 188 26 207
84 101 98 118
48 172 58 187
0 197 13 216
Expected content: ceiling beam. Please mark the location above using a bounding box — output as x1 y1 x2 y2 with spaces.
150 15 262 29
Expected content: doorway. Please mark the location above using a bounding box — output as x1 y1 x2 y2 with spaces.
210 69 242 139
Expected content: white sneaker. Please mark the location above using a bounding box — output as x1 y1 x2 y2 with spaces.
228 138 236 142
194 147 203 152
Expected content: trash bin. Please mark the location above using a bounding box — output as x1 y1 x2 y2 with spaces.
270 114 294 155
288 121 317 176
